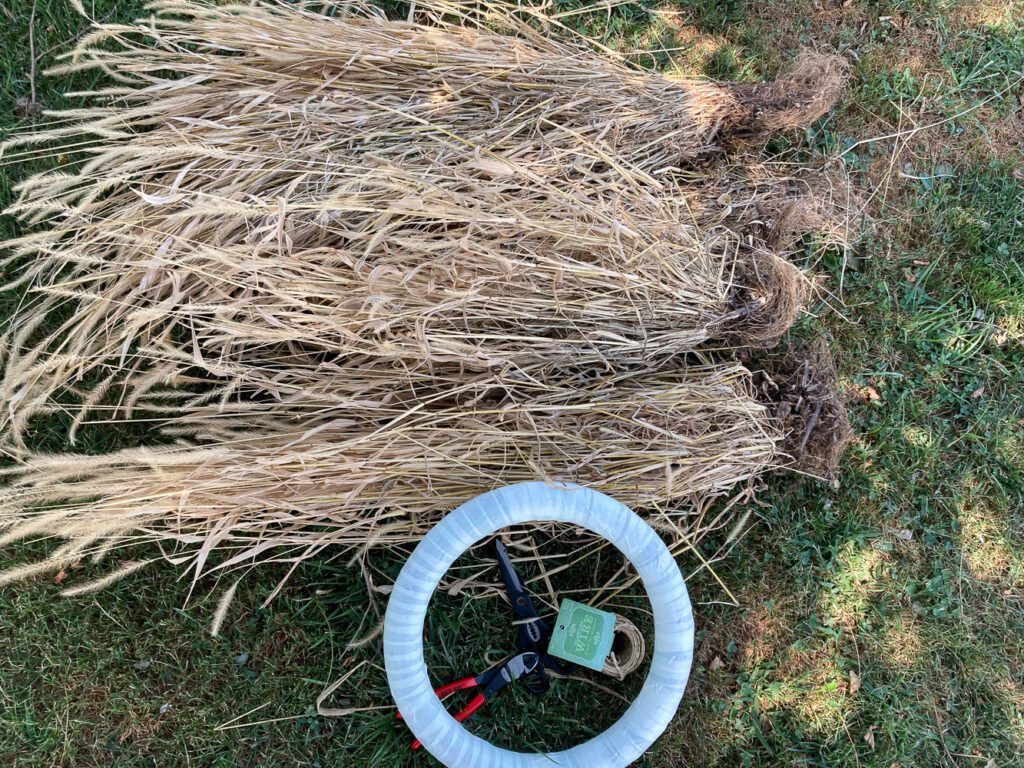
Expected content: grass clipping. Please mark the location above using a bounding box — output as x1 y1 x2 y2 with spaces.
0 0 854 599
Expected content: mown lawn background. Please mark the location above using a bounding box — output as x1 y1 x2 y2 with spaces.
1 1 1022 766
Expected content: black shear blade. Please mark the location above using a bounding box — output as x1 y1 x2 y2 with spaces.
495 540 525 596
493 540 556 696
494 540 547 645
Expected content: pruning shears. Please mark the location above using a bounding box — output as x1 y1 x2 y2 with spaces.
396 539 574 749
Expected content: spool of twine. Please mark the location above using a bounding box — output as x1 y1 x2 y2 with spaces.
602 615 646 680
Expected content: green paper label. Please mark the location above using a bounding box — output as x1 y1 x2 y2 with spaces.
548 599 616 672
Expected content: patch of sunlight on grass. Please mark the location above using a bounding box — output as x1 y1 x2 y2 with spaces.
897 46 944 78
869 473 894 497
732 603 791 666
957 502 1022 583
901 424 934 449
991 677 1024 747
961 2 1020 29
827 548 884 626
996 425 1024 472
876 613 925 671
822 546 884 627
764 652 850 735
994 310 1023 347
652 4 729 77
942 325 992 357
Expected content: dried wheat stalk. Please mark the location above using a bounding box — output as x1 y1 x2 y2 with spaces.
0 0 851 444
0 364 780 592
0 1 855 602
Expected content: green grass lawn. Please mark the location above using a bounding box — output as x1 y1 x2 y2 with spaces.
1 1 1022 766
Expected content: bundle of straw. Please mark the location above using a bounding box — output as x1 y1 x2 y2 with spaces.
0 0 852 443
0 155 806 443
9 1 846 181
0 0 855 600
0 364 779 594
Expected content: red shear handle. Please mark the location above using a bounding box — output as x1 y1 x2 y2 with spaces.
453 692 486 722
396 676 478 722
410 693 487 750
434 677 478 699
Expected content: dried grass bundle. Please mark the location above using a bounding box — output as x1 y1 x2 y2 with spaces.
7 0 846 180
0 364 780 591
0 155 806 443
0 0 851 443
0 1 857 601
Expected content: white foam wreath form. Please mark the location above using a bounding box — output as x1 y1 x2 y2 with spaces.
383 482 695 767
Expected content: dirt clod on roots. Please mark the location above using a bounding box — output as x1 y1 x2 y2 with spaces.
750 341 852 480
730 51 852 139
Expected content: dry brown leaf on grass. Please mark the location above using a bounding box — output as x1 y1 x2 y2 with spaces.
864 726 877 750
